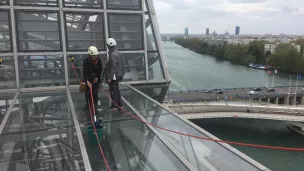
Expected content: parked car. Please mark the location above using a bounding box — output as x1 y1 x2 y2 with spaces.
267 88 276 92
204 89 213 93
249 91 258 95
253 87 262 91
216 90 223 94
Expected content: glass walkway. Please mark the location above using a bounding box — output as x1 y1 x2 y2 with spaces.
0 85 269 171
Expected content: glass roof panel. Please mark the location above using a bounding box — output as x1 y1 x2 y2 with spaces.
0 91 86 171
70 89 190 171
0 93 14 125
123 85 262 171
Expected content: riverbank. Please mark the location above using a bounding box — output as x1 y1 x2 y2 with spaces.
174 37 304 75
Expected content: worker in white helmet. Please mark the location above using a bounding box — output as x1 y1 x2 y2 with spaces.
105 38 125 111
83 46 102 111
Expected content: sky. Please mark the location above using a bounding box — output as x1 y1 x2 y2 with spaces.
153 0 304 35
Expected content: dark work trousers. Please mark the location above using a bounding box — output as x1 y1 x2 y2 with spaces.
85 83 99 112
109 80 123 108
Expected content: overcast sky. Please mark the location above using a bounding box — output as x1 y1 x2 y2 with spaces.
154 0 303 35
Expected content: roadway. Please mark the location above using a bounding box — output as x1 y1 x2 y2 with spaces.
166 86 304 102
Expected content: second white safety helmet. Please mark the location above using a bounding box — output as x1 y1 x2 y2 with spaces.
88 46 99 56
107 38 117 47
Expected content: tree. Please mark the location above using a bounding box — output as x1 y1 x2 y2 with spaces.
247 40 269 64
267 44 302 73
294 38 304 55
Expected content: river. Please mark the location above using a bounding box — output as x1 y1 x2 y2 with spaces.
163 41 304 171
164 41 304 92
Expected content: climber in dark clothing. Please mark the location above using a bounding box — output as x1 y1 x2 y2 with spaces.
83 46 102 110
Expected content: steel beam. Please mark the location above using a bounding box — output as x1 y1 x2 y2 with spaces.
67 89 92 171
141 2 149 81
9 0 20 89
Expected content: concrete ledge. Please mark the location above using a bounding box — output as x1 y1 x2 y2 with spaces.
181 112 304 122
167 103 304 118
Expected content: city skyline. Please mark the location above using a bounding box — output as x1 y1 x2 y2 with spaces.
154 0 303 35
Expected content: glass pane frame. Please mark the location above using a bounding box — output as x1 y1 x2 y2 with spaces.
108 13 144 51
106 0 142 11
14 0 59 7
63 0 103 9
122 53 146 81
64 12 106 52
15 10 62 52
147 51 165 80
18 55 66 88
145 13 158 51
0 10 12 52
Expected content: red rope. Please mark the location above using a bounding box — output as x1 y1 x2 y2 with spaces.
71 64 81 84
72 63 111 170
100 88 304 152
71 63 304 156
88 87 112 171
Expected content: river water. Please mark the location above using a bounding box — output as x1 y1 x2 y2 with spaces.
164 42 304 92
163 41 304 171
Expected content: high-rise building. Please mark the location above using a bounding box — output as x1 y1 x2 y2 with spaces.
185 27 188 37
235 26 240 35
206 28 209 35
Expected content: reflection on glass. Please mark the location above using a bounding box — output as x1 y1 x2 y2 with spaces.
145 14 158 51
15 0 57 6
65 13 105 51
0 0 8 5
64 0 102 8
123 89 169 117
148 52 165 80
16 11 61 51
0 92 86 171
109 14 143 50
125 86 262 171
0 11 11 52
0 94 14 125
67 54 106 85
18 55 65 88
0 56 16 89
123 53 146 81
137 87 167 102
107 0 141 10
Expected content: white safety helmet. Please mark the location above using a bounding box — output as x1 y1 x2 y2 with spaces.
88 46 99 56
107 38 117 47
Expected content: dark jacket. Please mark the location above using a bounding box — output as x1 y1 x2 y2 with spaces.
106 47 125 81
83 57 102 84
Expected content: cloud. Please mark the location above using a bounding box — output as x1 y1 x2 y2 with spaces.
281 6 298 13
154 0 304 34
228 0 267 4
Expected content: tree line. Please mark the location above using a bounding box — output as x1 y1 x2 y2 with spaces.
174 37 304 74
